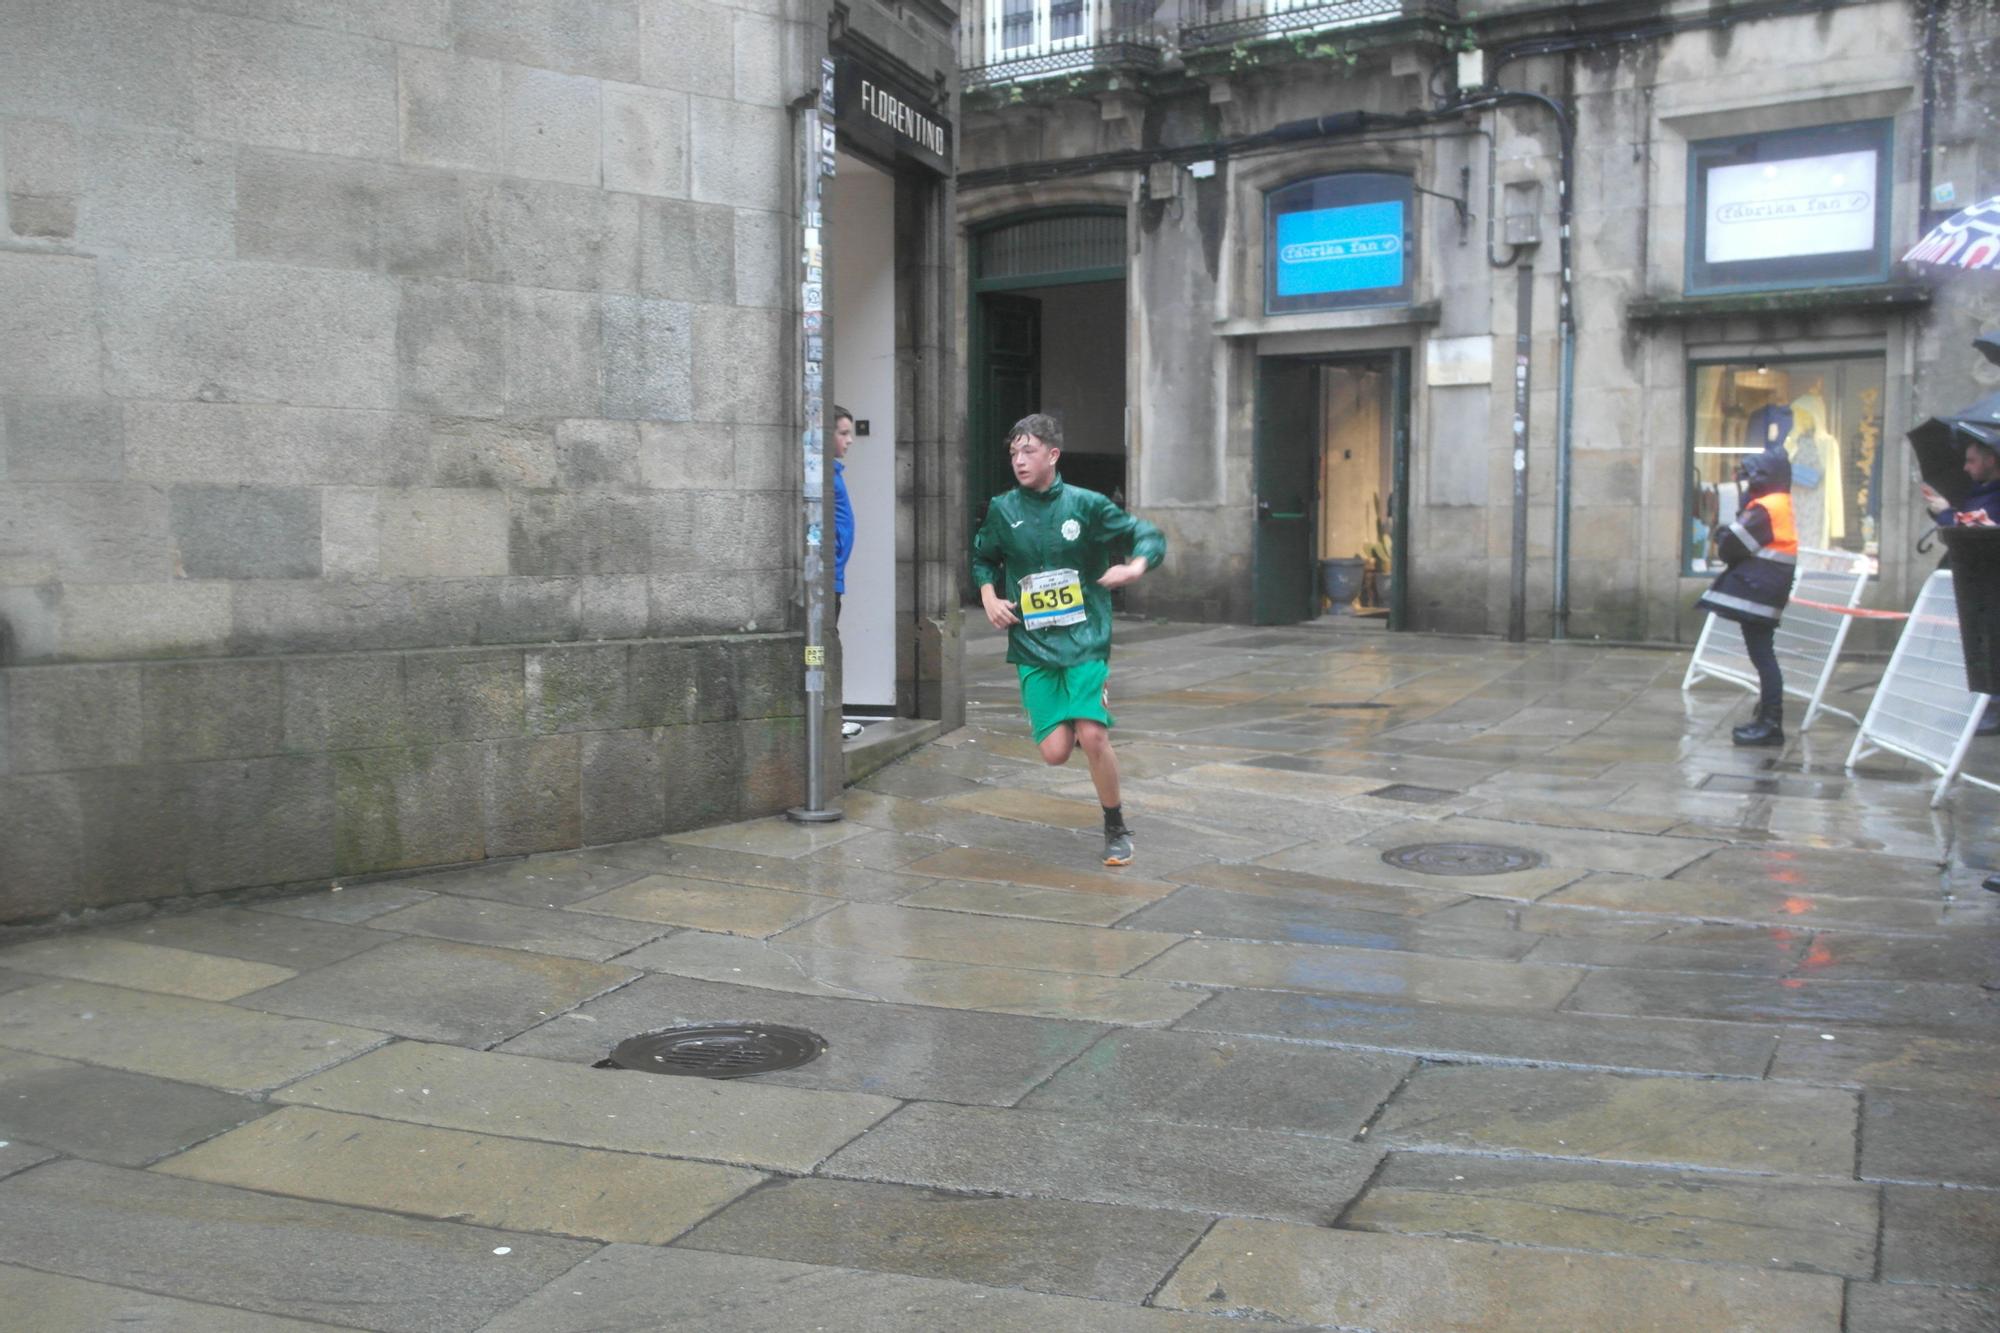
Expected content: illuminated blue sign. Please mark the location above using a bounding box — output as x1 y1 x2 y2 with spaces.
1274 201 1405 297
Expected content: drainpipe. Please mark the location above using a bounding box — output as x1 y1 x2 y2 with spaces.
789 78 842 824
1451 88 1576 640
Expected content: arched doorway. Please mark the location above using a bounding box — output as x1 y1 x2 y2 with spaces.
967 210 1128 577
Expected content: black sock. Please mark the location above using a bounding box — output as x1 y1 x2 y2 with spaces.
1104 805 1126 834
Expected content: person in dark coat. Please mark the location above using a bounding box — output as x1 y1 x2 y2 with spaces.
1698 447 1798 746
1922 428 2000 742
1920 427 2000 529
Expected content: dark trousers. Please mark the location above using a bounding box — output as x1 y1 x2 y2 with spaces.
1740 621 1783 711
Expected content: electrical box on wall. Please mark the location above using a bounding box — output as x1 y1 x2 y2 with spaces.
1146 161 1179 200
1457 48 1485 90
1503 179 1543 246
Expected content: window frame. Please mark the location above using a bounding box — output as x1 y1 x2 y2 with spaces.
1684 118 1895 295
1681 350 1888 577
1262 171 1416 316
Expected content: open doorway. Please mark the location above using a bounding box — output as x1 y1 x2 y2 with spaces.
826 150 896 714
1253 351 1408 626
968 210 1128 591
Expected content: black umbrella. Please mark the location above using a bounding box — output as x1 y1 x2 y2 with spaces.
1909 389 2000 507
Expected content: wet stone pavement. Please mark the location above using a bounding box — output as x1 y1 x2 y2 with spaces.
2 621 1999 1331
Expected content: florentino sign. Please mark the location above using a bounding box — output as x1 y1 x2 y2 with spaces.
834 57 951 174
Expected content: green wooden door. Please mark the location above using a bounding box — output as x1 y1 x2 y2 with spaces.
969 293 1040 579
1253 357 1319 625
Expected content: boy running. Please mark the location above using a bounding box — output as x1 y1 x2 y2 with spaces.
972 414 1165 866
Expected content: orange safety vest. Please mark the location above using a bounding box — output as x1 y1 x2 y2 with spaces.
1749 491 1798 558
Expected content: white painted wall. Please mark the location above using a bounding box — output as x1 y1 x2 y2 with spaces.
828 152 897 709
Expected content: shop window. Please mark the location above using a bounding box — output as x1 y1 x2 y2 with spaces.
1686 120 1893 294
1685 355 1886 576
1264 172 1414 315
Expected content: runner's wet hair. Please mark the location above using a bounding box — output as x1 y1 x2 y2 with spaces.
1007 413 1062 450
832 404 853 426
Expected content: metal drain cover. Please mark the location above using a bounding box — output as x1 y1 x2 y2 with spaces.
597 1024 827 1079
1382 842 1543 876
1366 784 1459 804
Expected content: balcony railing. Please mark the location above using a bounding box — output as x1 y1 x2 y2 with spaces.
960 0 1446 90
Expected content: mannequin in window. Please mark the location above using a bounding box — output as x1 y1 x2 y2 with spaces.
1785 389 1845 550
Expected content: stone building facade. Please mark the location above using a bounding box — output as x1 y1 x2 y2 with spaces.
0 0 965 924
956 0 2000 643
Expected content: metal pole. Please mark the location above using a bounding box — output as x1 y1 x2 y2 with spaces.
789 68 842 823
1509 263 1533 643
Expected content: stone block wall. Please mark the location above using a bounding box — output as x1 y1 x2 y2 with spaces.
0 0 815 924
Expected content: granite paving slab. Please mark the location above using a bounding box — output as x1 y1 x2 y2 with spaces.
385 850 651 908
596 839 941 903
0 1160 598 1333
1357 815 1722 878
1344 1151 1878 1277
901 846 1177 899
157 1106 763 1244
937 786 1115 829
1120 885 1539 959
0 979 386 1094
1370 1064 1857 1176
1153 1216 1844 1331
1563 967 1999 1037
676 1177 1212 1304
565 874 834 937
663 816 874 858
0 1264 346 1332
102 907 393 970
797 827 955 871
1161 860 1467 915
1018 1029 1410 1137
252 881 437 923
1163 762 1396 802
774 902 1183 977
1768 1027 2000 1098
1844 1282 2000 1333
480 1244 1247 1333
1422 896 1674 939
0 936 295 1001
1675 845 1944 897
1253 841 1582 902
1796 930 2000 983
1463 798 1680 835
236 937 638 1047
616 930 1203 1026
364 894 668 961
894 877 1146 926
1877 1182 2000 1286
0 1143 57 1179
1067 776 1402 844
1544 873 1947 931
1135 938 1580 1010
1520 933 1801 974
0 1050 267 1167
818 1101 1379 1223
1861 1090 2000 1187
494 972 1105 1106
274 1040 896 1173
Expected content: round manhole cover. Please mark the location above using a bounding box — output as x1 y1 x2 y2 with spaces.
597 1024 827 1080
1381 842 1544 876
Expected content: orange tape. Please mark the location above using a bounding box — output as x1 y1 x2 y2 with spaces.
1788 596 1910 620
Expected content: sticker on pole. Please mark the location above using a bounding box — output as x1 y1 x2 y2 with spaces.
804 645 825 666
1019 569 1087 630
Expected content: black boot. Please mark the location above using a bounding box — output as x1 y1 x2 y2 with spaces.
1732 701 1785 747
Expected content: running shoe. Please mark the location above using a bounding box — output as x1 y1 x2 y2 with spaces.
1103 827 1133 866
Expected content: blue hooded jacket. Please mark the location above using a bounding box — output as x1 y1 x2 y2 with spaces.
832 460 854 594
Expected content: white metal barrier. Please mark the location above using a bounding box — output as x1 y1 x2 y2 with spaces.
1682 546 1872 731
1846 570 2000 807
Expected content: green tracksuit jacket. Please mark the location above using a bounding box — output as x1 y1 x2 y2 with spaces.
971 476 1167 669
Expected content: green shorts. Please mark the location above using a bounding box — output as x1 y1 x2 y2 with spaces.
1017 659 1115 744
